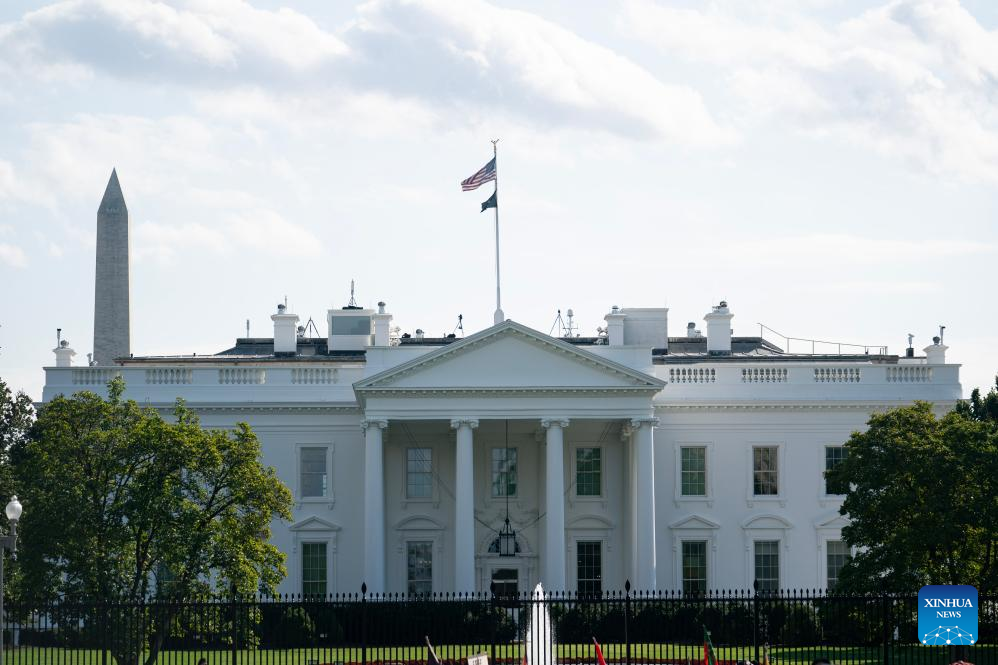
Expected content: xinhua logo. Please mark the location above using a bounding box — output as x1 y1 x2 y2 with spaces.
918 585 978 645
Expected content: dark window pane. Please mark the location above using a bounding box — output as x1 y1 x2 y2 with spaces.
302 542 327 597
824 446 848 495
577 540 602 596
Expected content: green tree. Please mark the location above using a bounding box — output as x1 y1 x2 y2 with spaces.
12 377 293 664
955 375 998 426
0 376 33 495
0 376 34 596
828 400 998 594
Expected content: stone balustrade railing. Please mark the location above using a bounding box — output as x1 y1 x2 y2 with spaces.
43 359 960 406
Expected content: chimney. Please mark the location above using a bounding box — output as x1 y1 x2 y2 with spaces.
373 301 393 346
271 303 300 355
604 306 626 346
415 328 425 341
53 337 76 367
704 301 733 355
924 336 948 364
687 322 697 338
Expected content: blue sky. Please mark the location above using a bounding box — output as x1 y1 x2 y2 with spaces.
1 0 996 398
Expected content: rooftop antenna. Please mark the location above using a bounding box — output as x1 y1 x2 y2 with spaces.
907 333 914 348
453 314 464 337
565 308 578 337
303 317 321 339
246 319 250 338
549 309 579 338
348 279 357 308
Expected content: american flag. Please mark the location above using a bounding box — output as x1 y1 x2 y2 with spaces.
461 157 496 191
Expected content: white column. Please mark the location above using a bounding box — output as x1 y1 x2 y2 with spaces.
451 418 479 592
362 419 388 593
542 418 569 591
631 417 659 591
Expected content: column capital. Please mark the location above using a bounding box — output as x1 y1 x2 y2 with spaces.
361 418 389 432
629 416 660 429
540 417 570 429
449 418 479 430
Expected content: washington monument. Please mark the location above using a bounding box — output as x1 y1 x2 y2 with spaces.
93 169 130 365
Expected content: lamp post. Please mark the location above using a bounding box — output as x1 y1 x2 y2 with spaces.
0 496 22 665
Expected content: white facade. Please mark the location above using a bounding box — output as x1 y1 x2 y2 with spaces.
42 303 961 596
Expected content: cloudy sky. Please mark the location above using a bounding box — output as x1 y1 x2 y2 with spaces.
1 0 996 399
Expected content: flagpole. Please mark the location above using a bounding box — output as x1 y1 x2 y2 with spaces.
491 138 503 325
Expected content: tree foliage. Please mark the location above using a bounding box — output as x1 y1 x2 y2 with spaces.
0 376 34 596
11 378 293 664
828 399 998 594
0 376 33 498
955 375 998 426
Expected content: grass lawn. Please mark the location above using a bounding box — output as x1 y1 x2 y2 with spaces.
4 644 993 665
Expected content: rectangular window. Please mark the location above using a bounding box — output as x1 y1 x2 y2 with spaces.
406 448 432 499
753 447 779 496
576 540 602 596
824 446 848 495
681 447 707 496
826 540 850 589
576 447 602 497
300 447 328 498
491 447 518 497
491 568 519 598
330 315 371 335
681 540 708 594
754 540 780 593
301 542 327 597
407 541 433 596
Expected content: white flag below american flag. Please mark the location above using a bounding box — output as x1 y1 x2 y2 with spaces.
461 157 496 191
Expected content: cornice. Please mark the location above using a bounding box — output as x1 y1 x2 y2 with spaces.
145 402 360 414
655 401 959 412
362 385 659 398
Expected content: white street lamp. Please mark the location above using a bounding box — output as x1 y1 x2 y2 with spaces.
0 496 22 665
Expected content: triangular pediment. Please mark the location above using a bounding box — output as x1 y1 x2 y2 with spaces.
355 320 663 396
289 516 341 532
814 512 850 530
669 514 721 530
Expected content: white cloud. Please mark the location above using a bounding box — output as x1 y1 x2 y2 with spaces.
621 0 998 183
0 243 27 268
671 233 996 271
350 0 733 146
1 0 732 146
222 210 323 258
135 211 322 265
1 0 348 84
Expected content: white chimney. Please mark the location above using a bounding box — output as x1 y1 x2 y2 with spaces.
620 307 669 350
373 301 393 346
924 336 948 364
604 306 626 346
687 322 697 338
704 301 734 355
53 339 76 367
271 303 300 355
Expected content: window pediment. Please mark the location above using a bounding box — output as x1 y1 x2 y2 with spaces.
669 514 721 530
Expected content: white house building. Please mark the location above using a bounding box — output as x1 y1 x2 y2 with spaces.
40 173 962 597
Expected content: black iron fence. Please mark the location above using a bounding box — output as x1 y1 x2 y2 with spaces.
1 587 994 665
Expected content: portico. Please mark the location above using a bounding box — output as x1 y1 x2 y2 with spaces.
353 320 665 593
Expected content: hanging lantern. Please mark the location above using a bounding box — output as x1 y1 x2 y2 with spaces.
498 517 517 558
